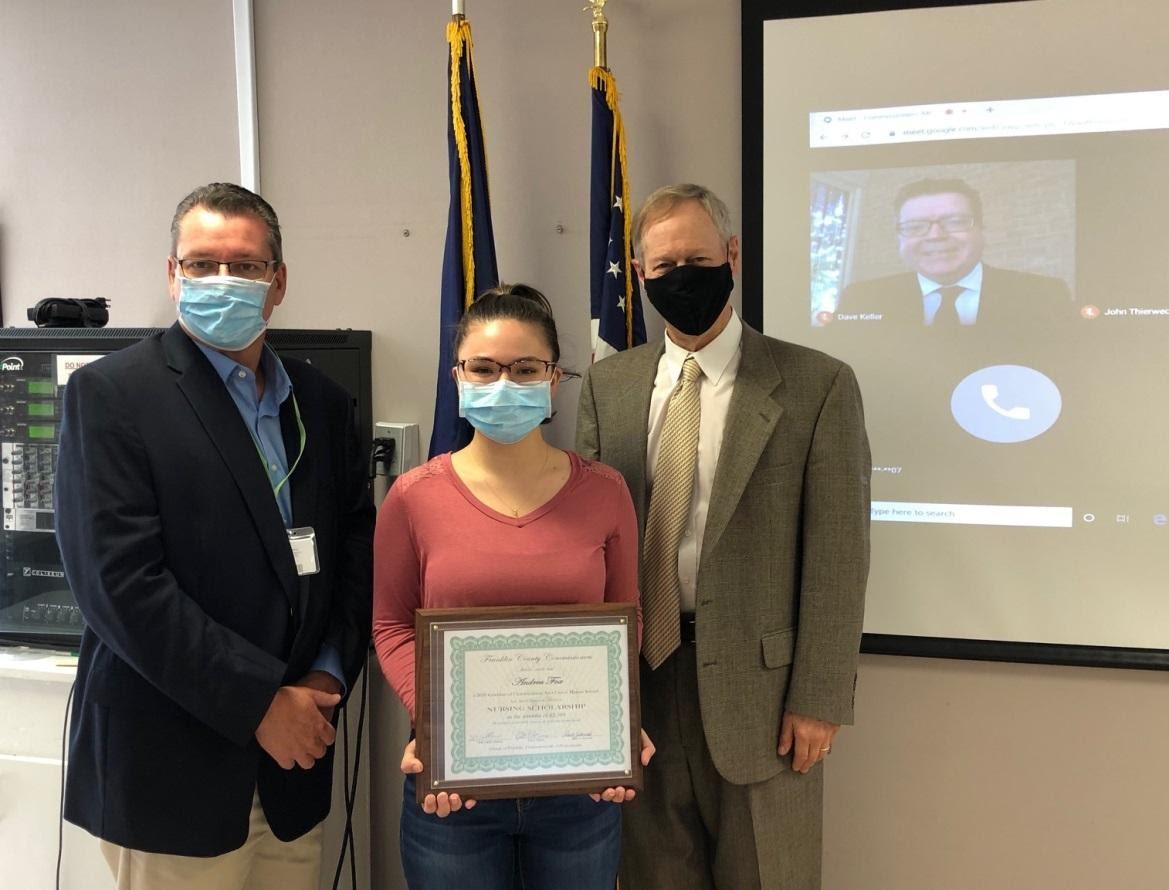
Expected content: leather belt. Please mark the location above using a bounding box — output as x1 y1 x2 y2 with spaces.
680 613 697 644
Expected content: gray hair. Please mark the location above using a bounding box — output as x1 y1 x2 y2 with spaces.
632 183 734 257
170 182 283 263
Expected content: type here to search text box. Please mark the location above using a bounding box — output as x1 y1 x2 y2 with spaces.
871 501 1073 528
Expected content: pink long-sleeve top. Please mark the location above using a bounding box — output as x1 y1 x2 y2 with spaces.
372 450 641 719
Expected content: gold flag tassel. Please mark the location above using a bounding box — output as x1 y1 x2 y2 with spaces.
447 19 481 309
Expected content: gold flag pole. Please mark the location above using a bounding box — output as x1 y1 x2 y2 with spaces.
585 0 609 70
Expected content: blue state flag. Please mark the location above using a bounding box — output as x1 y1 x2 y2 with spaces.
590 67 646 361
430 18 499 457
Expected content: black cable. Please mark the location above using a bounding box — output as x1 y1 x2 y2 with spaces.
56 679 76 890
327 437 388 887
349 665 369 886
347 665 368 884
342 685 355 890
331 694 353 890
330 660 368 890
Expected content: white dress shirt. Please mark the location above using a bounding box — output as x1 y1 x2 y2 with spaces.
646 310 743 612
919 262 983 325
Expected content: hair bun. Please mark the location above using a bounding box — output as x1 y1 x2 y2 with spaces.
455 282 563 364
472 283 553 317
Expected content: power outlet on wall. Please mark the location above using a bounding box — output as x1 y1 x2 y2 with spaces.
374 422 421 477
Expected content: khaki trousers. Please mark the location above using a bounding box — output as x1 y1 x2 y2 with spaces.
620 645 823 890
100 791 324 890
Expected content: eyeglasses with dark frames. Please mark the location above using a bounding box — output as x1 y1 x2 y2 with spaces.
174 258 280 281
456 358 558 383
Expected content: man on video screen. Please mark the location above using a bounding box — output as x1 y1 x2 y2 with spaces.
839 178 1072 327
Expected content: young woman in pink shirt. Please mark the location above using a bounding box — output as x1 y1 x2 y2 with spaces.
373 284 651 890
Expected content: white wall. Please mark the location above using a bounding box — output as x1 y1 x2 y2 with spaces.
252 0 739 453
0 652 107 890
0 0 239 329
2 2 1167 889
826 654 1169 888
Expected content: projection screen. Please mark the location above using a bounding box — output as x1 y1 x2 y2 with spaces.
742 0 1169 668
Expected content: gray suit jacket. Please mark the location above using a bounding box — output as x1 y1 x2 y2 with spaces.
576 324 871 784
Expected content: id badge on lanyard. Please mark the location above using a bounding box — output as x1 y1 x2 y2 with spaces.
287 527 320 576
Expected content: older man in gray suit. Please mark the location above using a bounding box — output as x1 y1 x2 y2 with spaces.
577 184 870 889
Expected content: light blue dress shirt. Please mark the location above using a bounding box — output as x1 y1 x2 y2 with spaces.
195 341 345 690
919 263 984 326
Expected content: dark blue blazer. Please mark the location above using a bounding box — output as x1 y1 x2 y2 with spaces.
839 265 1074 327
55 323 374 856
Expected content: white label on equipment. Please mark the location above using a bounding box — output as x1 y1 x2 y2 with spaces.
55 354 105 387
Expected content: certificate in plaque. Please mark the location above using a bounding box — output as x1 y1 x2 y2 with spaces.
414 603 641 801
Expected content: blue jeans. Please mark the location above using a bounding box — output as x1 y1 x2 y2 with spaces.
400 774 621 890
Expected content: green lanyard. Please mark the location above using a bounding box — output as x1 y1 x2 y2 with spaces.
250 391 307 498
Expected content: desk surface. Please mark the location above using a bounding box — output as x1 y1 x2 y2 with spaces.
0 646 78 684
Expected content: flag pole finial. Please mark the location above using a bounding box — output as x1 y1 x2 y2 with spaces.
452 0 464 18
584 0 609 70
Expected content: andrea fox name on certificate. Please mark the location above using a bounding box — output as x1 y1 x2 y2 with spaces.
414 604 643 800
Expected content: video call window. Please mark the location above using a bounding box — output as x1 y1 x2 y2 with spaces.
809 160 1076 329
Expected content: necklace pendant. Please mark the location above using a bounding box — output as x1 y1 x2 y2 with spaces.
512 507 520 518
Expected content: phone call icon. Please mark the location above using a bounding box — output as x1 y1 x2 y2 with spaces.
980 384 1031 421
951 365 1061 443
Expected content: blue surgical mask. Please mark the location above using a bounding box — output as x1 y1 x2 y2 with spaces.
177 274 271 351
458 379 552 445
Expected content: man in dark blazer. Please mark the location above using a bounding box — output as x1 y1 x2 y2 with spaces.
837 178 1073 328
55 183 373 889
577 184 870 889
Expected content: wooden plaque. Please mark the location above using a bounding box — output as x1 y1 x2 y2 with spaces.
414 603 642 801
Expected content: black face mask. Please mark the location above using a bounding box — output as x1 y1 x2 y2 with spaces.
643 262 735 336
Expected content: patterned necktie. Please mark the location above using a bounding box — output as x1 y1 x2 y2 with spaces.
641 356 703 669
932 286 964 327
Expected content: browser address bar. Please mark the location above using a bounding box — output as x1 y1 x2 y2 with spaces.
810 90 1169 148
